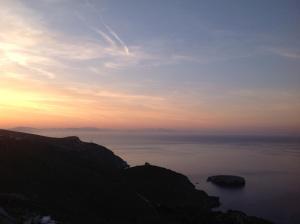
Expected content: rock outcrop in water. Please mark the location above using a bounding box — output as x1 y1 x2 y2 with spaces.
207 175 246 188
0 129 271 224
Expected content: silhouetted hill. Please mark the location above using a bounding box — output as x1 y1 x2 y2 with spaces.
0 129 272 224
123 164 219 209
0 129 153 223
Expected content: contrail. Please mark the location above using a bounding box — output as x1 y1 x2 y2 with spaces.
93 28 117 48
103 23 130 55
74 11 117 48
76 1 130 55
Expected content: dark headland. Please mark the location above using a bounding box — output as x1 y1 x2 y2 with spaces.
0 129 272 224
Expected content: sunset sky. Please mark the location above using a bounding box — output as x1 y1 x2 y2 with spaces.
0 0 299 134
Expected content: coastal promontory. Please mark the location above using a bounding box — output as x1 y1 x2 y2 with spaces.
0 129 271 224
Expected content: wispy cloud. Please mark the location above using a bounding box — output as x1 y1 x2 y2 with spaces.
0 75 183 128
268 47 300 59
0 0 154 82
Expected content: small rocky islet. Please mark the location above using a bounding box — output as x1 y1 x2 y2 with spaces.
207 175 246 188
0 129 272 224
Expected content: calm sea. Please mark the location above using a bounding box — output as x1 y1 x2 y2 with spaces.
32 130 300 224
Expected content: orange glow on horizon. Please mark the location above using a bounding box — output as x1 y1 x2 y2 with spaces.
1 77 299 134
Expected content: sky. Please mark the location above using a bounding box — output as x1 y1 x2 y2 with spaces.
0 0 299 134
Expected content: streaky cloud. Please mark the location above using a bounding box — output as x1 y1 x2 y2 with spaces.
103 23 130 55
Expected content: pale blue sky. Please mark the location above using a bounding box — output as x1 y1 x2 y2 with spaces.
24 0 300 87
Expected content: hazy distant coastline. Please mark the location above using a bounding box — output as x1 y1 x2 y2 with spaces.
10 127 300 138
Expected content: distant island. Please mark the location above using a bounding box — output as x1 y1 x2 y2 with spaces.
0 129 272 224
10 127 179 133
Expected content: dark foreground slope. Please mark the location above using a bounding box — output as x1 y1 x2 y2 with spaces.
0 129 272 224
